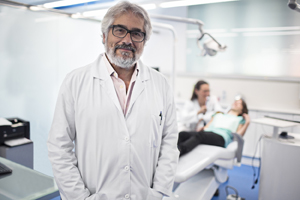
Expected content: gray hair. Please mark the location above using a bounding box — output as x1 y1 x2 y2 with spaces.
101 1 152 42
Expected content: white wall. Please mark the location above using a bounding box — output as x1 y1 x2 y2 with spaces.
175 75 300 113
0 6 103 176
142 7 187 74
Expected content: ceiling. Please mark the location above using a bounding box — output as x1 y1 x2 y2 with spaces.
1 0 172 14
0 0 239 17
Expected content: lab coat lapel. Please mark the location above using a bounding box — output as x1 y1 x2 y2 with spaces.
92 54 123 113
102 79 123 113
126 60 150 117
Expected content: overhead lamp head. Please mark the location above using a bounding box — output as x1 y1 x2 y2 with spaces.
288 0 300 12
235 95 242 101
235 94 246 101
204 39 226 56
198 37 227 56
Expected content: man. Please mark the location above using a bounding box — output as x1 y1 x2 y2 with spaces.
47 1 179 200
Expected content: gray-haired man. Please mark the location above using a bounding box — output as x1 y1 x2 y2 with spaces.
48 1 179 200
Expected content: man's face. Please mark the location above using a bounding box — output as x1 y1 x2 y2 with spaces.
103 12 145 69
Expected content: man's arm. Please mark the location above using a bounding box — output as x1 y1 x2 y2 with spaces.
151 85 179 197
47 78 94 200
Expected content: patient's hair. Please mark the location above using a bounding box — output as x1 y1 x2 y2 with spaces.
239 98 248 116
191 80 208 100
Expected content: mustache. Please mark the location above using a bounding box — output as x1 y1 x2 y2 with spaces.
114 44 136 53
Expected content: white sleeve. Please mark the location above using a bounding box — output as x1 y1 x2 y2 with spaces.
152 85 179 197
180 101 201 126
47 77 91 200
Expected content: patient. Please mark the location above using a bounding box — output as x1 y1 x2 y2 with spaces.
179 80 223 131
178 97 250 157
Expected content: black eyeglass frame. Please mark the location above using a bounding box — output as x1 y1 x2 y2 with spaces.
110 25 146 42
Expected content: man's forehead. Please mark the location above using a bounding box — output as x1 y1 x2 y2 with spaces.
113 12 144 30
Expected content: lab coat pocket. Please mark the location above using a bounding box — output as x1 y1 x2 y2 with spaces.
151 114 161 148
146 188 163 200
85 193 108 200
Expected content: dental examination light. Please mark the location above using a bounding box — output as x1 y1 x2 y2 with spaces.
150 14 227 56
198 33 227 56
288 0 300 13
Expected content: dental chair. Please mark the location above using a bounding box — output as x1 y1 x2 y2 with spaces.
164 133 244 200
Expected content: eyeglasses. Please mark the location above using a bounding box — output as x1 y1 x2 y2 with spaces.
110 25 146 42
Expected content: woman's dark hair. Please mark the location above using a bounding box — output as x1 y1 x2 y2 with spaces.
239 98 248 116
191 80 209 100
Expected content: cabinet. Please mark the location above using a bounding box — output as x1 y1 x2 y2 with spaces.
259 135 300 200
0 142 33 169
242 110 300 158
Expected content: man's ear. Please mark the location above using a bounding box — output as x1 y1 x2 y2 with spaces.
102 33 106 44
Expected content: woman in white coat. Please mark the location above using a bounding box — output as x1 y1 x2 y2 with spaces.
180 80 223 131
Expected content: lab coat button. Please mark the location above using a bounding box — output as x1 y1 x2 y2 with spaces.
125 166 129 171
125 136 129 142
125 194 130 199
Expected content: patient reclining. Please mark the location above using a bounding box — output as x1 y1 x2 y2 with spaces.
178 98 250 157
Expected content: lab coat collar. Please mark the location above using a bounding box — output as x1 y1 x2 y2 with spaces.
91 53 150 116
91 54 109 80
91 53 149 82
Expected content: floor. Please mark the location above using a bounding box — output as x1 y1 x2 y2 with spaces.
51 164 260 200
211 164 260 200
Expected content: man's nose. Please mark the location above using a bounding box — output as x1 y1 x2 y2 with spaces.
120 32 133 45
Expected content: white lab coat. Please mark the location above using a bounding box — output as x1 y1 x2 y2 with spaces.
179 96 223 131
47 54 179 200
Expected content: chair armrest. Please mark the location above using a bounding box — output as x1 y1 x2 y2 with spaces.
231 133 244 163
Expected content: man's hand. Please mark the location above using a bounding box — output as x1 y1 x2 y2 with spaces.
197 105 207 115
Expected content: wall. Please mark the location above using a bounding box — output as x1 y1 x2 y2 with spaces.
186 0 300 78
143 6 187 74
175 75 300 112
0 5 103 176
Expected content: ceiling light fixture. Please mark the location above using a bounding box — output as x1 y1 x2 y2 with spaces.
159 0 238 8
29 6 47 11
43 0 98 9
82 8 108 17
140 3 156 10
232 26 300 32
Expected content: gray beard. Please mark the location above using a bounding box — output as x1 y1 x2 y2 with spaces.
105 43 142 69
